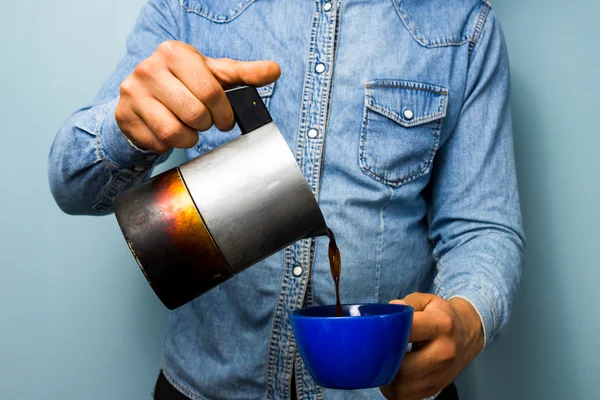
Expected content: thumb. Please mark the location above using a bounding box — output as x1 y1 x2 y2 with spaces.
204 57 281 89
395 292 438 312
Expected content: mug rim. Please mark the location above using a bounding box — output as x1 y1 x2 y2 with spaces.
290 303 414 320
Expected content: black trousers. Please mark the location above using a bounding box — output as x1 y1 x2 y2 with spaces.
154 371 459 400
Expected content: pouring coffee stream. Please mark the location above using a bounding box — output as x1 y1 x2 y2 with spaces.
326 228 343 317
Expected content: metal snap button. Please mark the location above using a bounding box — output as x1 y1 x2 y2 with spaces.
403 109 414 121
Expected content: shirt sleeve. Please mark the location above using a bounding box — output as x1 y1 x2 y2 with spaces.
48 0 183 215
428 10 526 348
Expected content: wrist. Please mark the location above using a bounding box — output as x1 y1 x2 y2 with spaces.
449 297 485 356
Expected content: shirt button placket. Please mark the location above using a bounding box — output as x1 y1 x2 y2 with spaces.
266 1 339 399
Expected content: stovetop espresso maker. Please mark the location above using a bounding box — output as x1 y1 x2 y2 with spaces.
114 86 327 309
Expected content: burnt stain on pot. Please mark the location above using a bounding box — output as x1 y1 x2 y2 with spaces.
114 168 234 309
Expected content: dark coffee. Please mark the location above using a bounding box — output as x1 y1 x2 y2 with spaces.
326 228 343 317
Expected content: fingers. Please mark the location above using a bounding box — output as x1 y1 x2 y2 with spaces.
384 294 470 400
204 57 281 88
131 96 199 150
401 292 439 311
116 40 282 154
409 310 455 342
163 42 280 132
117 116 169 154
385 343 455 400
384 372 445 400
387 328 458 399
163 45 235 131
115 102 170 154
396 337 456 381
391 293 452 342
141 68 213 132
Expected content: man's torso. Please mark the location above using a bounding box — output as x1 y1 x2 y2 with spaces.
160 1 489 398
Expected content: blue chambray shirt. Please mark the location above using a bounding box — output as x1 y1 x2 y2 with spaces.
48 0 525 399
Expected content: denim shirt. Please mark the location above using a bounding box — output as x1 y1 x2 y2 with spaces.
48 0 525 399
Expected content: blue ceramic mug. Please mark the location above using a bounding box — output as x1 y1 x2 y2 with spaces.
289 303 414 390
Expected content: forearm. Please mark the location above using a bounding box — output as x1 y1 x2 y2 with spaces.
428 10 525 347
48 98 167 215
434 229 524 347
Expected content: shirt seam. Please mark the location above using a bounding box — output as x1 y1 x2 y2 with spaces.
178 0 257 23
161 362 207 400
392 0 469 48
469 1 491 55
376 186 394 302
94 100 124 172
392 0 492 49
365 80 448 95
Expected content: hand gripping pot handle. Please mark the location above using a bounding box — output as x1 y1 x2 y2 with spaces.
114 86 327 310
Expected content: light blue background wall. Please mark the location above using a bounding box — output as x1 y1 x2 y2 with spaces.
456 0 600 399
0 1 597 399
0 1 170 399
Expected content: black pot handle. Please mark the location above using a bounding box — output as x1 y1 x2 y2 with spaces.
225 86 273 135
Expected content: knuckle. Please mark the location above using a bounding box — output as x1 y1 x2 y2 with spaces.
154 121 182 142
156 41 183 64
437 313 454 335
440 341 457 362
134 61 155 79
184 104 208 126
119 79 134 97
198 82 222 105
157 40 175 54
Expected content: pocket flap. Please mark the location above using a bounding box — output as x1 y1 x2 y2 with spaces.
365 80 448 127
180 0 257 23
257 82 275 98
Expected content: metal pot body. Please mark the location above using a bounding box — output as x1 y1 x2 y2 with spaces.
180 121 327 274
114 86 326 309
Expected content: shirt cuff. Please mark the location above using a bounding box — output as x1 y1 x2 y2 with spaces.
98 97 160 172
448 286 495 349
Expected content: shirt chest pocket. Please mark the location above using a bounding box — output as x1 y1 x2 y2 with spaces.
359 80 448 187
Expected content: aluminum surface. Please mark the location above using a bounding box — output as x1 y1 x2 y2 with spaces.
180 122 327 274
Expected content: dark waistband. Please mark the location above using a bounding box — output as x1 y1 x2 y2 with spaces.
154 371 191 400
154 370 457 400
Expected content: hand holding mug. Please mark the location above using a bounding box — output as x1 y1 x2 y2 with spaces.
380 293 484 400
